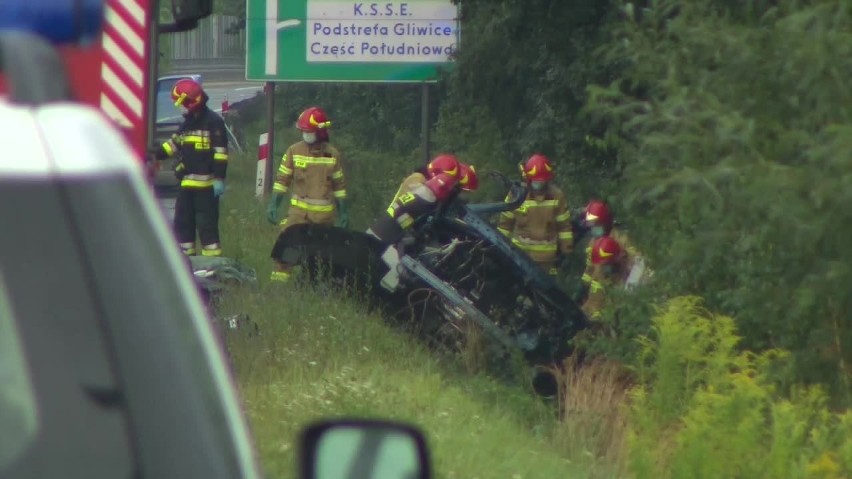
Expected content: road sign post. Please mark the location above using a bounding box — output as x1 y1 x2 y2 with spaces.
264 81 275 197
257 132 269 198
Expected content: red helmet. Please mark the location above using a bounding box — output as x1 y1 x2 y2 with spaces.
585 200 614 233
458 163 478 191
427 154 461 179
522 154 554 182
296 106 332 133
590 236 623 265
172 78 205 112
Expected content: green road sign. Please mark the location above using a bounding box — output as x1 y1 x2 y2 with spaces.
246 0 460 82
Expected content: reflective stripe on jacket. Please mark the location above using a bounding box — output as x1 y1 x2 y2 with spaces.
497 184 573 255
273 141 346 206
160 106 228 188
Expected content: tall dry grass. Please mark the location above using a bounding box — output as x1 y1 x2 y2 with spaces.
551 354 633 475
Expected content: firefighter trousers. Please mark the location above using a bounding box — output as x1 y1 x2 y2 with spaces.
270 205 335 282
174 186 221 256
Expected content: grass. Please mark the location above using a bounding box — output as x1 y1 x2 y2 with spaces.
213 151 628 478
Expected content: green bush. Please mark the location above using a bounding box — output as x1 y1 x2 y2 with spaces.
627 296 852 479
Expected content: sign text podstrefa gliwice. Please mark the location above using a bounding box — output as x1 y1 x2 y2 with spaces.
307 1 458 63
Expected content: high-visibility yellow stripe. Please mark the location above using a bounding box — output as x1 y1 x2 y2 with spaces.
581 273 592 284
511 238 557 252
279 219 288 227
184 129 210 137
333 189 347 199
590 280 604 292
500 211 514 220
162 141 175 156
332 170 344 180
214 153 228 161
556 212 571 222
399 215 414 229
270 271 291 282
558 231 573 240
181 179 214 188
522 199 559 208
279 164 293 174
175 163 185 172
273 183 288 193
387 206 395 217
497 227 511 237
291 198 334 212
201 248 222 257
292 155 336 167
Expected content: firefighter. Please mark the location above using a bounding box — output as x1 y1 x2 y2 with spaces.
266 106 348 282
367 155 478 291
580 200 644 296
496 154 573 276
581 235 631 320
155 78 228 257
390 153 464 203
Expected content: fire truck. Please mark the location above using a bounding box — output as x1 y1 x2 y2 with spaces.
0 0 214 163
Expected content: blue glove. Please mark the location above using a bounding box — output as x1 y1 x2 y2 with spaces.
213 179 225 197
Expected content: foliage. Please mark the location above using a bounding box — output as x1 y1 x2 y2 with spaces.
584 0 852 403
435 0 626 206
627 296 852 479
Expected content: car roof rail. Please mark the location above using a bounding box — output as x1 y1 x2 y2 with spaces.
0 31 73 105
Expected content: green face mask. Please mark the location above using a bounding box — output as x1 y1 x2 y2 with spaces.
590 226 605 237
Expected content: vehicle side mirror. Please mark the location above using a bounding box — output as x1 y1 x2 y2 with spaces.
298 419 432 479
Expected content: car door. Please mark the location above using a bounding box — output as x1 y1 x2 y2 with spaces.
0 102 261 479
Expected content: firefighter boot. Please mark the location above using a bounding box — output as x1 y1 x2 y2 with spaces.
270 260 292 283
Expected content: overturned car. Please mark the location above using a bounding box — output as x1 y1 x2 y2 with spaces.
270 172 591 396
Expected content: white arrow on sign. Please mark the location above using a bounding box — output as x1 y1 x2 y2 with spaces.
266 0 302 75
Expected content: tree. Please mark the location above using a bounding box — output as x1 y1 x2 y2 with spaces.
586 0 852 404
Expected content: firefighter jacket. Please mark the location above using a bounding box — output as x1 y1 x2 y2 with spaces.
581 229 651 319
496 184 573 257
369 173 457 246
581 228 638 289
391 172 427 203
273 140 346 214
581 260 632 319
161 106 228 189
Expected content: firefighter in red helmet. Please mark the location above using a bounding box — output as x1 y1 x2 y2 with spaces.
581 235 628 319
368 154 478 291
581 231 650 319
457 162 478 192
266 106 348 282
389 153 464 204
154 77 229 257
497 154 573 276
579 199 643 299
